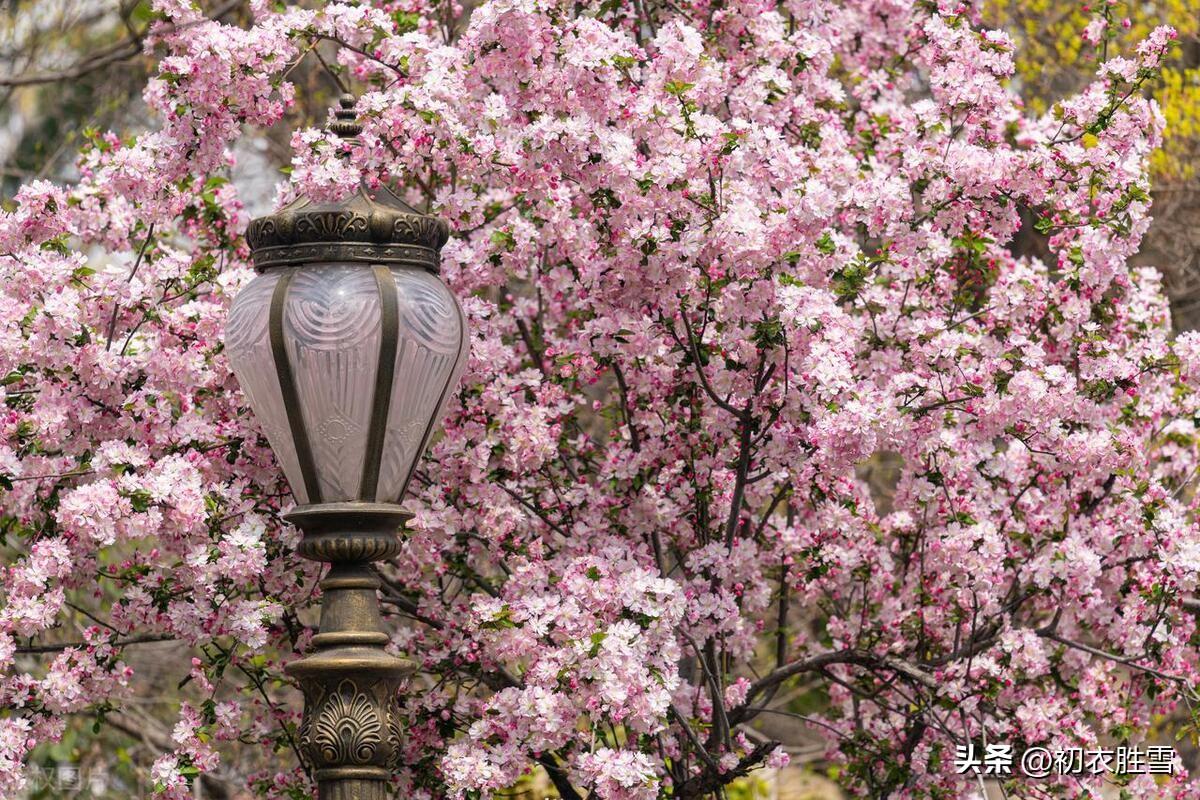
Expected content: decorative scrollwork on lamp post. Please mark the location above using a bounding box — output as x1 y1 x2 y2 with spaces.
224 94 468 800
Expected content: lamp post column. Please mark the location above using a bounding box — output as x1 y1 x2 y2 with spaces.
286 504 413 800
223 95 468 800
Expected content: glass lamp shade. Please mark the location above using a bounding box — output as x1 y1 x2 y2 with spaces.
225 263 468 506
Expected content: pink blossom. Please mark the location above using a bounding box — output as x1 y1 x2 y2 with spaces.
0 1 1196 798
571 749 659 800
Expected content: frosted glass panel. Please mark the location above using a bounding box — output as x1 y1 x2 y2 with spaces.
377 268 469 502
283 266 382 503
225 263 467 507
224 270 313 505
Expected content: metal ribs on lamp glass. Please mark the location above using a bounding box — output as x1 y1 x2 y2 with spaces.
223 94 468 800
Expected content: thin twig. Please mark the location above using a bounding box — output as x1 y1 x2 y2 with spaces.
105 223 156 352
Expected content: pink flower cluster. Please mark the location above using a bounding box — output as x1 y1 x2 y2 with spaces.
444 546 682 794
0 0 1196 798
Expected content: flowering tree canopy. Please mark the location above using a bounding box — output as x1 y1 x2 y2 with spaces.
1 1 1198 798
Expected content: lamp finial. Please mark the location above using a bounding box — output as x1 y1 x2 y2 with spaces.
328 92 362 139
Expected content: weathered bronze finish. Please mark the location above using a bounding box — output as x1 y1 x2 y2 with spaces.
285 503 414 800
245 95 449 273
241 93 460 800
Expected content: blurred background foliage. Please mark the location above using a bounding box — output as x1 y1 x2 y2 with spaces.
0 0 337 207
0 1 1198 799
985 0 1200 327
985 0 1200 183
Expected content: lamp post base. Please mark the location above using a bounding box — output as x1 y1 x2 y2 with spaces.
284 503 414 800
311 777 392 800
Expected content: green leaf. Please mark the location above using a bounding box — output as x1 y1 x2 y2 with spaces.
490 229 516 251
127 489 154 513
479 607 517 630
393 10 421 32
831 259 871 300
752 318 784 348
588 631 608 656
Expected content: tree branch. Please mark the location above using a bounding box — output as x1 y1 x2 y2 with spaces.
0 1 244 88
674 739 780 799
731 649 939 725
16 634 174 655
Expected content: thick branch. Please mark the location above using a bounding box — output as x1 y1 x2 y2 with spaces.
674 740 780 799
0 39 142 88
731 649 938 725
535 754 584 800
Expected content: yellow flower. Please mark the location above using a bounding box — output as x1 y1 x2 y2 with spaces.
984 0 1199 185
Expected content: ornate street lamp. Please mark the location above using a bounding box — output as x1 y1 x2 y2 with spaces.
224 95 469 800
